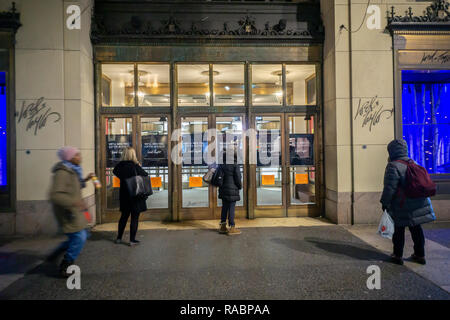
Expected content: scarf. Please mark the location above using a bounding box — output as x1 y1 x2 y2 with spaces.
62 161 86 188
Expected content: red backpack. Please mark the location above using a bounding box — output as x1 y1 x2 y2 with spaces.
395 160 437 200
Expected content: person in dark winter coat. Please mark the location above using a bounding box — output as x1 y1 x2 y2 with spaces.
218 150 242 235
380 139 436 265
113 147 149 246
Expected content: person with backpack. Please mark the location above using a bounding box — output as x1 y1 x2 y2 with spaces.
380 139 436 265
113 147 149 246
217 149 242 235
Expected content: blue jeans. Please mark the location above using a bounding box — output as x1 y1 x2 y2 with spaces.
60 229 89 262
221 200 236 227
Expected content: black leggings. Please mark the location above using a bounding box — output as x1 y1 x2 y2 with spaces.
117 209 141 242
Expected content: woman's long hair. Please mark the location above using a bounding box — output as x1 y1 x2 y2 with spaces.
121 147 139 164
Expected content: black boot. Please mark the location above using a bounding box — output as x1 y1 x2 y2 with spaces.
59 259 74 278
390 254 404 266
410 254 426 265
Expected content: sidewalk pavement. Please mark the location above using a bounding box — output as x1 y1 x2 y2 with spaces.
344 222 450 293
0 218 449 298
0 235 64 292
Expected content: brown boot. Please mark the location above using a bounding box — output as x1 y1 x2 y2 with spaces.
219 222 228 234
228 226 241 235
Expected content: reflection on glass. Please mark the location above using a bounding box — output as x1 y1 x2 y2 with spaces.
256 116 282 206
137 64 170 107
252 64 283 106
102 64 135 107
178 64 210 106
106 118 133 210
141 117 169 209
216 117 244 207
213 64 245 106
286 65 316 106
181 117 209 207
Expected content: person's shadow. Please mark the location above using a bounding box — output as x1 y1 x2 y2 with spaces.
271 237 387 261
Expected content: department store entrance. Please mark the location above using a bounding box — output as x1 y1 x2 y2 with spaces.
98 59 322 223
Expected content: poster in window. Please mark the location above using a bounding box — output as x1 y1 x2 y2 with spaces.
182 134 208 166
142 135 168 167
106 134 132 168
257 130 281 167
289 134 314 166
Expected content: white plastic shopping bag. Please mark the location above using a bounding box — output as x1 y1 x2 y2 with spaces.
377 210 394 239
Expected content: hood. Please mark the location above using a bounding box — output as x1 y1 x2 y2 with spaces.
387 139 409 161
52 161 76 174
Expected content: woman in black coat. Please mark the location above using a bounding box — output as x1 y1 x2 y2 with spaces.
218 151 242 235
113 147 149 246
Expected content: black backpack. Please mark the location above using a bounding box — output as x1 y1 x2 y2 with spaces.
211 165 224 187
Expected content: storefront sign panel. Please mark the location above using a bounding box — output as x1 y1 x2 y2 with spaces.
399 50 450 67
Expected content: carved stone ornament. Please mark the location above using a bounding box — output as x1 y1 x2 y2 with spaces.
0 2 22 33
90 2 322 44
387 0 450 33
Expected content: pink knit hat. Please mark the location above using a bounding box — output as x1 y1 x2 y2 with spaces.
57 146 80 161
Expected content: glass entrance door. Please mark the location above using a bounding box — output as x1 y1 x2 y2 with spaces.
140 117 170 210
179 116 213 219
252 114 319 218
253 115 285 217
103 116 134 222
286 115 318 217
101 115 172 223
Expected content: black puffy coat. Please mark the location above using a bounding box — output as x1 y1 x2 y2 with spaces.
113 161 149 213
218 164 242 203
380 140 435 227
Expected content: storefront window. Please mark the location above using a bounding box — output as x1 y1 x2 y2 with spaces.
402 70 450 174
0 72 7 188
252 64 283 106
177 64 210 107
213 64 245 106
286 65 316 106
101 64 135 107
137 64 170 107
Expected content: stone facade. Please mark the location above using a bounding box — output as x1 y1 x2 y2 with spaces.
0 0 448 234
320 0 450 224
0 0 95 235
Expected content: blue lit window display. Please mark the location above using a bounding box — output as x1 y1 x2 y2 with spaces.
402 70 450 174
0 72 7 186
